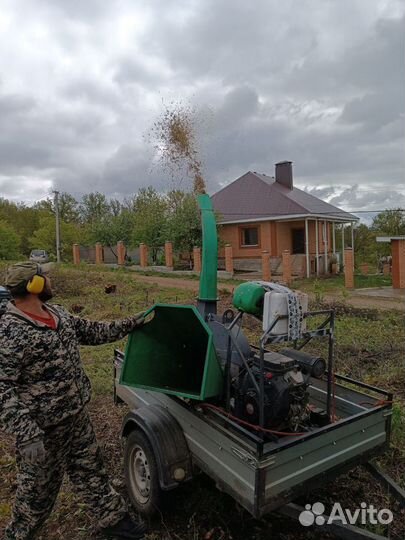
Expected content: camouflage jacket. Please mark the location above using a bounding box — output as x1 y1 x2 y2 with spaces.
0 303 141 445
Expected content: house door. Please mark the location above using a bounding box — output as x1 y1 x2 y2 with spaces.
292 228 305 254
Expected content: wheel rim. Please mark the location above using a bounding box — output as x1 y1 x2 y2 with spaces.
129 444 151 505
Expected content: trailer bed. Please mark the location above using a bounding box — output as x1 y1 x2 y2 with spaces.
114 350 392 518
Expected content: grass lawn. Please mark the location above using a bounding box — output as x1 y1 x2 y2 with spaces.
0 264 404 539
295 273 393 293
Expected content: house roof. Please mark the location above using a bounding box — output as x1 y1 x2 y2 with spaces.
212 171 358 224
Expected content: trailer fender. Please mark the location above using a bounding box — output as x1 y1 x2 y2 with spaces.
121 404 192 490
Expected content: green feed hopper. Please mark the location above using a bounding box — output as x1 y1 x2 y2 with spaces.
120 304 223 400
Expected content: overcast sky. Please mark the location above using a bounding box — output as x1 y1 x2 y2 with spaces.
0 0 403 215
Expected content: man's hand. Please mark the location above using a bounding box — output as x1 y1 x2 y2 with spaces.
131 311 146 328
20 438 46 464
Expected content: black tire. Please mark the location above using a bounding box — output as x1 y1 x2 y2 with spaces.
124 430 162 516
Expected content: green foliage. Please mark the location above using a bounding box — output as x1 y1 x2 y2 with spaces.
80 192 110 224
166 190 202 257
371 209 405 258
131 188 168 256
34 193 81 223
0 198 43 255
0 220 21 259
29 216 83 261
371 208 405 236
87 210 134 249
354 223 378 266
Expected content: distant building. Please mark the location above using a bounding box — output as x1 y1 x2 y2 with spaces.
212 161 358 276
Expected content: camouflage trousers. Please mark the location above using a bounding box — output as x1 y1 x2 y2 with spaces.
4 408 126 540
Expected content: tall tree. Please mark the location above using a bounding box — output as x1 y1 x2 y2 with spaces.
89 210 134 258
0 220 21 260
0 199 42 255
80 192 110 224
167 191 202 264
353 223 377 265
371 209 405 236
30 216 82 261
34 193 80 223
131 187 168 263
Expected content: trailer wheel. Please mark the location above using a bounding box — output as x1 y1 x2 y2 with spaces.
124 430 161 516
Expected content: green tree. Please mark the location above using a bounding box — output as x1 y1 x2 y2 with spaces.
371 209 405 236
89 210 135 259
371 209 405 258
34 193 80 223
131 187 168 263
0 199 43 255
354 223 377 266
80 192 110 224
167 191 201 264
30 216 82 261
0 220 21 260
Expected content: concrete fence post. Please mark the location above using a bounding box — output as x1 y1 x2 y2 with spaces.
392 239 405 289
262 250 271 282
282 250 292 285
117 241 125 266
139 243 148 268
165 241 173 270
73 244 80 265
344 248 354 288
193 247 201 273
95 243 103 265
225 244 234 275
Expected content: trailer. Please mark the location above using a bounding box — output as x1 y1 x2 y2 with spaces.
113 195 404 539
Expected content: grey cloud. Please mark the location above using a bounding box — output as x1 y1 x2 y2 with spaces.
283 14 404 99
62 78 120 108
328 186 405 211
36 0 111 21
303 186 338 201
114 58 166 87
339 89 404 128
0 0 402 212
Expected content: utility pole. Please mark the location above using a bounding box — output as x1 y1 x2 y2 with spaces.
53 190 61 263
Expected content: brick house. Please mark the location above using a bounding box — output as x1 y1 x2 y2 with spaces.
212 161 358 277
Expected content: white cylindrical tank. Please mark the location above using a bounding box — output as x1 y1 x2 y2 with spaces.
262 291 308 335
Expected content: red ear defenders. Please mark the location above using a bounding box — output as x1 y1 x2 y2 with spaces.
26 265 46 294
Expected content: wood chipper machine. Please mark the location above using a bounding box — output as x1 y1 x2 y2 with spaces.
113 195 404 539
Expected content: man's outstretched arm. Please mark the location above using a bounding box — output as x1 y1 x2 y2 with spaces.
71 311 145 346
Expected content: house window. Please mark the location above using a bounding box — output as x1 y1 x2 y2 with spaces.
240 226 259 247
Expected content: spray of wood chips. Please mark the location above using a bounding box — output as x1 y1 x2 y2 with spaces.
152 103 206 194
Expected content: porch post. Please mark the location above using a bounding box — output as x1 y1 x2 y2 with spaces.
324 220 328 275
305 218 310 278
351 222 355 270
341 224 345 270
332 222 336 254
315 219 319 276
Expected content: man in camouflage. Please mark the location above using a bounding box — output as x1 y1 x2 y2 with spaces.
0 262 147 539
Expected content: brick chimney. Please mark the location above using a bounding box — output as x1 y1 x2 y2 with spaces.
275 161 293 190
